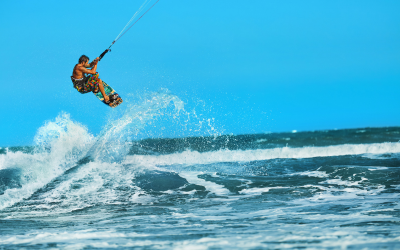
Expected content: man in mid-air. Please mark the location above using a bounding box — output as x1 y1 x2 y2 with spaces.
71 55 110 103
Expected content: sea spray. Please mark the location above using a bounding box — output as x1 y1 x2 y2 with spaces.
34 112 94 169
90 89 220 162
0 113 93 210
90 89 186 162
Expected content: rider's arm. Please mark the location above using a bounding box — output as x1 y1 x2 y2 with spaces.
79 63 98 74
89 57 100 67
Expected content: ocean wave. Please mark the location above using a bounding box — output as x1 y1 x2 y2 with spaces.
0 113 93 210
124 142 400 167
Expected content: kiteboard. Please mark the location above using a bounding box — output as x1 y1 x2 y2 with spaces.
93 81 123 108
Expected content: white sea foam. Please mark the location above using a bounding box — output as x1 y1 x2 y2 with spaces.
239 187 272 195
125 142 400 167
292 171 329 178
179 172 230 196
130 191 156 205
0 113 93 210
368 167 389 171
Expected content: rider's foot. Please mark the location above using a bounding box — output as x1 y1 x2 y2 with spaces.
104 95 110 103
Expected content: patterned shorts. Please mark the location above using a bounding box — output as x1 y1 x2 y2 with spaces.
74 73 100 94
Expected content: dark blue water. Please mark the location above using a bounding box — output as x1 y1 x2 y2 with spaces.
1 92 400 249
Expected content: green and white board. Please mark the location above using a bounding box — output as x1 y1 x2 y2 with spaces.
93 81 123 108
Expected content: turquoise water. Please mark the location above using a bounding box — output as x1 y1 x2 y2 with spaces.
1 92 400 249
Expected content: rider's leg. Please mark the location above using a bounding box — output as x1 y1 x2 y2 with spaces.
97 78 110 102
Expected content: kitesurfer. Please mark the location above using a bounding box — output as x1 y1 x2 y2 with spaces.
71 55 110 103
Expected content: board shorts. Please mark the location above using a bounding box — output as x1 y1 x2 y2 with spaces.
71 73 100 94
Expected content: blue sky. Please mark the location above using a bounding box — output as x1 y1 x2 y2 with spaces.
1 0 399 146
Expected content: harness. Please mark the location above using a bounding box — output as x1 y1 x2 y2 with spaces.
71 75 88 90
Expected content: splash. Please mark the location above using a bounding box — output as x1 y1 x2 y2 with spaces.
34 112 94 169
90 89 220 162
0 113 93 210
90 89 186 162
0 89 215 210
